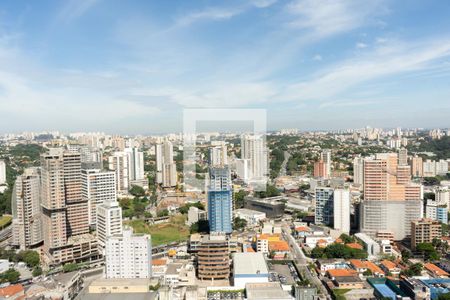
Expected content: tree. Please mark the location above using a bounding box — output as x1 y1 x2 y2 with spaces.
311 247 325 258
18 250 40 268
255 184 281 198
0 268 20 283
63 263 79 273
416 242 440 261
234 190 248 209
129 185 145 197
363 269 373 276
157 209 169 217
402 263 423 277
438 293 450 300
32 266 43 277
339 233 354 244
401 250 411 262
233 217 247 231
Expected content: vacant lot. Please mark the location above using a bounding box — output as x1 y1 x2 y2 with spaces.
125 215 190 246
0 215 12 229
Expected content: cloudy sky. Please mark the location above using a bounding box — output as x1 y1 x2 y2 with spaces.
0 0 450 134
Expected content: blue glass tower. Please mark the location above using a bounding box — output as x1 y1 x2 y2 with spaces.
207 166 233 234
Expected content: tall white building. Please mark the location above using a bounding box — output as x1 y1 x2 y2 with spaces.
436 188 450 207
0 160 6 185
108 152 129 193
235 159 250 182
105 227 152 279
353 156 364 186
156 141 177 187
11 168 43 250
82 168 117 226
97 201 122 250
125 147 145 182
333 189 351 234
209 144 228 167
241 135 268 183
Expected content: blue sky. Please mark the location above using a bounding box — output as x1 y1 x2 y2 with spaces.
0 0 450 134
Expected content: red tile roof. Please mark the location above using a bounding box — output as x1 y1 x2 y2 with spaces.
424 263 449 277
0 284 24 297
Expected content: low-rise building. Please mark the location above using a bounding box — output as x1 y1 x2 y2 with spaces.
233 252 269 288
234 208 266 226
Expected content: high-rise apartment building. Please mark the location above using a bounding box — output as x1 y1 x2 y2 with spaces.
209 144 228 167
235 159 250 182
360 153 423 240
411 219 441 251
97 201 122 250
363 153 421 201
353 156 364 186
105 227 152 279
11 168 43 250
207 166 233 234
410 155 423 178
0 160 6 185
333 189 350 234
125 147 146 186
41 148 97 263
108 152 129 193
315 187 334 226
81 167 117 226
398 148 408 166
320 150 332 178
156 141 177 187
241 134 268 182
313 161 328 178
425 200 448 224
436 188 450 207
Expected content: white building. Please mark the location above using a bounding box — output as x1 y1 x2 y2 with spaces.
235 159 250 182
105 227 152 279
333 189 350 234
97 201 123 249
436 188 450 207
108 152 130 193
187 206 207 226
234 209 266 226
354 233 380 257
209 144 228 167
436 160 449 176
241 135 268 183
320 150 332 178
82 168 117 226
125 147 146 187
233 253 269 288
0 160 6 185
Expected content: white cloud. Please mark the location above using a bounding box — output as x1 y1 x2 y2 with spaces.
356 42 368 49
56 0 101 23
286 0 386 37
313 54 323 61
175 7 243 27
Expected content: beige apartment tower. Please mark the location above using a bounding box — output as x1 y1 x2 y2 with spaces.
411 218 441 251
11 168 43 250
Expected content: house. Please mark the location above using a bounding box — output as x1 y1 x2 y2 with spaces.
380 260 401 277
268 241 289 259
316 259 347 275
326 269 364 289
0 284 25 300
424 263 449 278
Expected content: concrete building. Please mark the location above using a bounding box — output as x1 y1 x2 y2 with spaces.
425 200 448 223
359 200 423 240
209 143 228 167
156 141 177 187
354 233 380 257
241 134 268 183
41 149 96 264
97 201 123 250
244 196 285 219
234 209 266 226
0 160 6 185
108 152 130 193
295 286 317 300
436 188 450 207
197 235 230 280
245 282 292 300
315 187 334 226
235 158 250 182
411 219 441 251
187 206 207 226
333 189 350 234
125 147 146 188
353 156 364 186
105 227 152 279
423 159 436 177
233 252 269 288
321 150 332 178
11 168 43 249
81 168 116 226
410 155 423 178
207 166 233 234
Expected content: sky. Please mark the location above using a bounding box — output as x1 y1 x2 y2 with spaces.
0 0 450 134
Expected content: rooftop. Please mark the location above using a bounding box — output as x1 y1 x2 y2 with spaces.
245 282 292 300
233 253 268 275
425 263 449 277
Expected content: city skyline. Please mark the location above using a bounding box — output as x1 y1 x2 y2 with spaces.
0 0 450 133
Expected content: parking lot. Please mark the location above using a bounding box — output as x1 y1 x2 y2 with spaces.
268 262 300 285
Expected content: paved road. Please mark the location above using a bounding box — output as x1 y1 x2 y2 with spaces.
282 227 330 299
279 151 291 177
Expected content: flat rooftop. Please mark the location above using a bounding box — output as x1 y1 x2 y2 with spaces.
233 253 268 275
245 282 292 300
81 292 157 300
